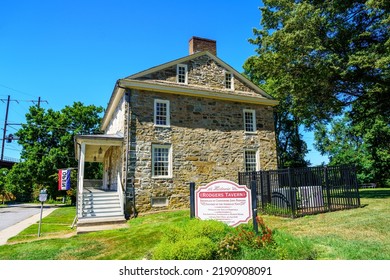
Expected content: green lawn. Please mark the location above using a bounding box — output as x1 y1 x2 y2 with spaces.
0 188 389 260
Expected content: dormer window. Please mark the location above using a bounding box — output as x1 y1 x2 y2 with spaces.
177 64 188 84
225 72 234 89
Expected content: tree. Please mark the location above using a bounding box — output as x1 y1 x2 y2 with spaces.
314 113 390 186
8 102 104 201
0 168 12 204
244 0 389 173
260 80 310 168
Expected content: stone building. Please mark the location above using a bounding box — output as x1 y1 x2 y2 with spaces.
74 37 278 227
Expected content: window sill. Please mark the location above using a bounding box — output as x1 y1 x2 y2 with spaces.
244 131 257 135
154 124 171 129
152 176 173 180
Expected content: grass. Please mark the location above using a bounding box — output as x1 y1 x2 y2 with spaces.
0 188 389 260
262 188 390 259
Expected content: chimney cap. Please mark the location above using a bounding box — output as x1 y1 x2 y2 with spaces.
188 36 216 44
189 36 217 56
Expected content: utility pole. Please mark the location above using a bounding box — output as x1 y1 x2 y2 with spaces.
1 95 47 161
1 95 10 161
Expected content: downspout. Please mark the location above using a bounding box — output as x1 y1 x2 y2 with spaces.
122 86 132 219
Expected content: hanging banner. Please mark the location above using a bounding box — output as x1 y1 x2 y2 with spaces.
58 169 71 191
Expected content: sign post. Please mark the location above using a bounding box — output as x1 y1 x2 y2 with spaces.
195 180 252 227
38 189 48 237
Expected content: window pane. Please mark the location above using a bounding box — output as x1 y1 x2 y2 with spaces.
244 111 255 132
155 101 167 125
153 146 170 177
177 65 186 83
245 151 257 172
225 73 232 89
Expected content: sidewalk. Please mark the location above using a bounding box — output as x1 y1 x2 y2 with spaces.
0 207 58 245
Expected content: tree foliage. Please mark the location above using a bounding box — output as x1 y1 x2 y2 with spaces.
245 0 389 125
7 102 103 201
315 113 390 186
244 0 389 174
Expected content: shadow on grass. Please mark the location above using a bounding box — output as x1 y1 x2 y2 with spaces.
358 189 390 199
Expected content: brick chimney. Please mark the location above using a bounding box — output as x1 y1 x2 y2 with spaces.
189 36 217 56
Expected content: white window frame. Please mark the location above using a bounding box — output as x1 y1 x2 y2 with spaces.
244 150 259 172
224 71 234 90
152 144 172 178
176 64 188 84
243 109 256 133
154 99 170 127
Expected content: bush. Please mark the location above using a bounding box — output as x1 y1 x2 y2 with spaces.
152 218 232 260
217 216 274 260
153 237 216 260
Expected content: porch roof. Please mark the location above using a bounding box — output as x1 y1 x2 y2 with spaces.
74 133 123 162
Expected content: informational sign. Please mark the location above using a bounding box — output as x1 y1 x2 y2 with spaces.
58 169 71 191
195 180 252 227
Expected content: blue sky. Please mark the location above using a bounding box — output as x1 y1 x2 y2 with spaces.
0 0 328 165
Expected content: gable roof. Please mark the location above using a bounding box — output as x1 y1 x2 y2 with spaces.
101 51 278 131
126 51 274 100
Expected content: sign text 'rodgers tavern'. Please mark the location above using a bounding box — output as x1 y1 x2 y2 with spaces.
195 180 252 227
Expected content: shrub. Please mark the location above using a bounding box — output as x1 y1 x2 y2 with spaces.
153 237 216 260
217 215 274 260
152 218 232 260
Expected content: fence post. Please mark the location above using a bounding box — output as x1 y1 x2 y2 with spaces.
287 167 296 218
189 182 195 218
251 180 258 235
324 166 332 212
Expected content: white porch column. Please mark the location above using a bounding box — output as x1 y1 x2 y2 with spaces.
77 142 86 218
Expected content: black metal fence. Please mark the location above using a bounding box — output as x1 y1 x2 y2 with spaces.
238 165 361 218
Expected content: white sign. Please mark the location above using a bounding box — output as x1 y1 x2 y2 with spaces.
195 180 252 227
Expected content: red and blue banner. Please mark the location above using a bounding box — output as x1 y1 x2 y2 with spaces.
58 169 71 191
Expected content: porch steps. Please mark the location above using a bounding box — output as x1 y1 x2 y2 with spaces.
76 191 127 234
81 191 123 218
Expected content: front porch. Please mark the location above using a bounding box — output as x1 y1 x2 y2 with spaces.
75 134 128 233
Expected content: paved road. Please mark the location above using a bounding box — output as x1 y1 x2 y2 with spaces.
0 204 59 245
0 204 49 231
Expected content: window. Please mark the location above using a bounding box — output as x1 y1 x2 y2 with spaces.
177 64 188 84
243 109 256 133
225 72 234 89
244 150 258 172
151 197 168 207
152 144 172 178
154 99 170 127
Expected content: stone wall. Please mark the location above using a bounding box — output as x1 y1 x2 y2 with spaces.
127 89 277 213
138 54 261 97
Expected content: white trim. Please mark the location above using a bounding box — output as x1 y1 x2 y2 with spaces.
154 99 170 127
176 64 188 84
243 109 257 133
151 144 172 178
118 79 279 107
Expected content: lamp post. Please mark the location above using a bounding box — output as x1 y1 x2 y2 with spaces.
38 189 48 237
